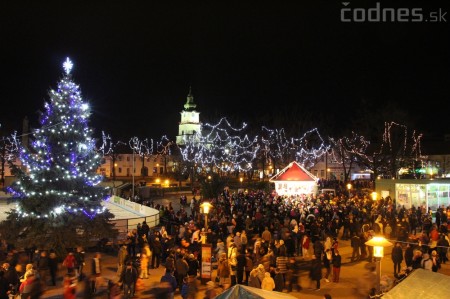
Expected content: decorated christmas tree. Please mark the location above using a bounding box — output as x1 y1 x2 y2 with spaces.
0 58 117 252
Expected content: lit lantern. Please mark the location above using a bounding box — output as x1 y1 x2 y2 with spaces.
371 192 378 201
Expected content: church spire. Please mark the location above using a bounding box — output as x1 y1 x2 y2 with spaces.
184 86 197 111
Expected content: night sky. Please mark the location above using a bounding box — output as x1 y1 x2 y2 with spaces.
1 1 449 142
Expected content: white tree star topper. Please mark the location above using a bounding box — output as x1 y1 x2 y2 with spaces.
63 57 73 75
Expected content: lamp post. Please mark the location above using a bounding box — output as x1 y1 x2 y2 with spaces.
199 201 213 284
346 183 352 197
200 201 213 231
132 149 135 198
365 236 393 295
239 177 243 186
371 191 378 201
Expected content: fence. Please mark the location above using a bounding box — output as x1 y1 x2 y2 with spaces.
107 196 160 242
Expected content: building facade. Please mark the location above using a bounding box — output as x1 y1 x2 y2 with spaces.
176 88 201 145
309 152 371 182
97 154 177 182
375 178 450 211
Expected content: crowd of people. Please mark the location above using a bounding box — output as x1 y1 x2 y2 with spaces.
114 187 450 298
1 185 449 299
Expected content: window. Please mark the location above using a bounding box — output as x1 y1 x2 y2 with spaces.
118 168 122 174
126 156 130 161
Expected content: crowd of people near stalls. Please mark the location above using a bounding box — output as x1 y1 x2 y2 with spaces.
0 186 449 299
116 187 450 298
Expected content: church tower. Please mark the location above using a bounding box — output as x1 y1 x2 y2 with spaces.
176 87 201 145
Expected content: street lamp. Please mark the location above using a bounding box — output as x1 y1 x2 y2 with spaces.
326 168 331 180
371 192 378 201
365 236 393 295
239 177 243 185
347 183 352 193
132 149 135 198
200 201 213 284
200 201 213 231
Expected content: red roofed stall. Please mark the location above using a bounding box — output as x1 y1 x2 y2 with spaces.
269 161 318 196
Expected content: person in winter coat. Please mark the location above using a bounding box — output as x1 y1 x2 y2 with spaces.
248 269 261 289
20 264 36 283
302 235 310 257
160 268 177 299
274 268 284 292
391 242 403 277
117 245 129 277
151 237 162 269
142 244 152 273
217 252 231 289
404 243 414 268
74 247 85 279
313 240 324 261
175 253 189 291
187 254 199 278
236 249 246 285
3 263 19 295
37 250 50 286
90 252 102 294
331 250 342 283
411 250 423 269
139 253 149 279
63 252 77 275
48 252 59 286
309 255 322 291
120 262 138 298
241 231 248 249
437 234 449 264
215 239 226 261
261 272 275 291
228 242 238 286
163 249 173 270
256 264 266 284
244 250 254 285
181 277 189 299
19 273 42 299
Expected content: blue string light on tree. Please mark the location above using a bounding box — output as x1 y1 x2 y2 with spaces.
7 57 109 219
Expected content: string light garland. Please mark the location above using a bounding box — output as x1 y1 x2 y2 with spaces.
261 126 330 169
179 117 259 172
